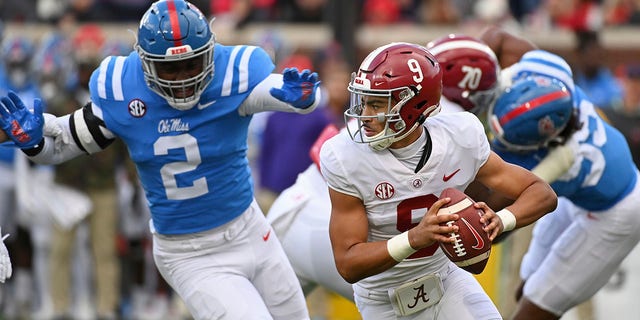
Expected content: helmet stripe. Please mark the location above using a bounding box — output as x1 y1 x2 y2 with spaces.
166 0 183 46
499 90 570 125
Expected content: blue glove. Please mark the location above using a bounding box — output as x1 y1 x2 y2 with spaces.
0 91 44 149
269 67 321 109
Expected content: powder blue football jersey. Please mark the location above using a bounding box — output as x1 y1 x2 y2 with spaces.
497 52 637 211
89 44 274 234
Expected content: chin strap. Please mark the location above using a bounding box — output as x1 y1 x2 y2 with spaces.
414 128 432 173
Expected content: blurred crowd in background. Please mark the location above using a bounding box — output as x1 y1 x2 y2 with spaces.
1 0 640 28
0 0 638 320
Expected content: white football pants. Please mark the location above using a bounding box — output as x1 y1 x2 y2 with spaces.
520 174 640 316
152 200 309 320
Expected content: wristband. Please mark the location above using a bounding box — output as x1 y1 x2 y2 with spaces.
496 209 517 232
21 138 44 156
387 231 417 262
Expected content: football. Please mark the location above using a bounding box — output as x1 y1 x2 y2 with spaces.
437 187 491 274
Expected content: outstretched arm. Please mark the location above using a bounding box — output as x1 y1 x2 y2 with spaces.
479 25 538 68
239 68 322 116
0 92 115 164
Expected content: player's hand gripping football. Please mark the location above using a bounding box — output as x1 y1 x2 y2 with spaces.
408 197 460 249
474 201 502 241
0 91 44 149
270 67 321 109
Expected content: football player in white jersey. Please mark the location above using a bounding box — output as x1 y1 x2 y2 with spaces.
478 27 640 320
318 42 557 319
266 36 509 304
0 0 323 319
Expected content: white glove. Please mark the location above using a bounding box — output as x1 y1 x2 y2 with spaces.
42 113 70 153
0 227 12 283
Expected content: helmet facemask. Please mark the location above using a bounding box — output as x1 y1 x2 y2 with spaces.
345 42 443 150
137 38 214 111
346 82 436 151
135 0 216 111
464 80 502 115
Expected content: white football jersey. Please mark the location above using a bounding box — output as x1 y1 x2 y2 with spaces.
439 96 466 113
319 112 490 292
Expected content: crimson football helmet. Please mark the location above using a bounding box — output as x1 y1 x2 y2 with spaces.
346 42 442 151
136 0 215 111
426 34 501 114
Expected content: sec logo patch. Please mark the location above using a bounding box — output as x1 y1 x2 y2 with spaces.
375 182 394 200
128 99 146 117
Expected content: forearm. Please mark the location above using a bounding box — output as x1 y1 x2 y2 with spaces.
479 25 537 68
0 130 6 143
26 135 85 165
26 110 112 164
479 153 558 229
506 179 557 228
500 146 572 226
334 240 402 284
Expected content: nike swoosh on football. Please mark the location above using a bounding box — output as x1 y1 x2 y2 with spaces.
462 218 485 250
443 169 461 182
197 100 216 110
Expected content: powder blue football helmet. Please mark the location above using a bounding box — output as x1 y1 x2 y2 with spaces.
136 0 215 110
33 32 76 102
488 75 574 152
2 37 36 91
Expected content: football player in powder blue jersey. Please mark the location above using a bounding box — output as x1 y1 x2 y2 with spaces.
428 26 640 319
0 0 321 318
481 27 640 320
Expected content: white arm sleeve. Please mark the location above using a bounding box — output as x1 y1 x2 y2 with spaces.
530 144 575 183
27 103 116 164
238 73 321 116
